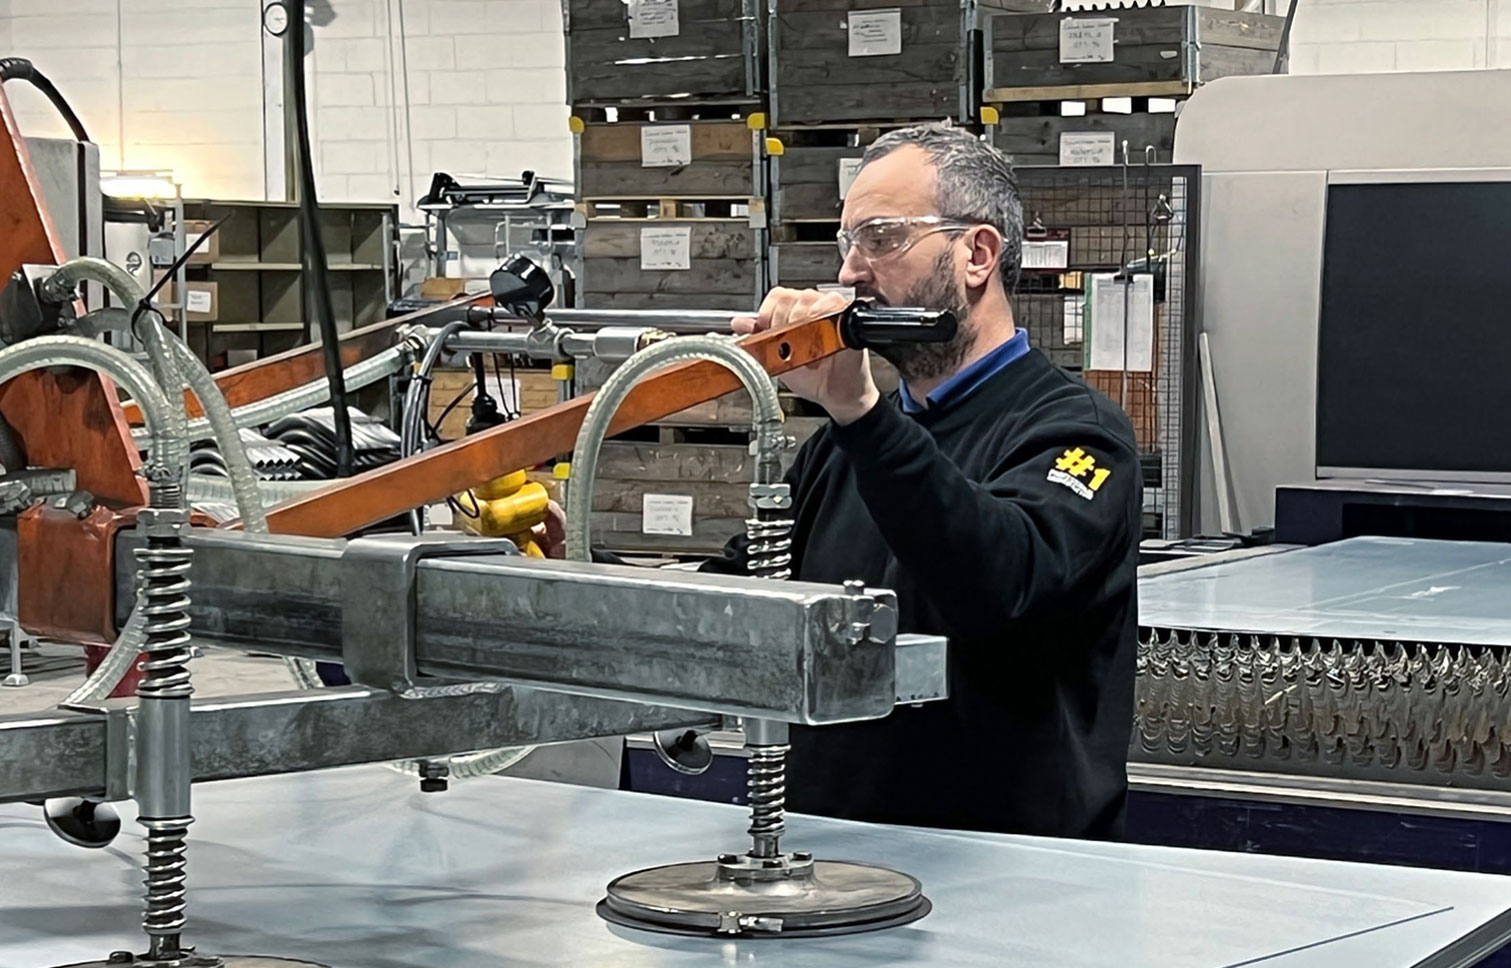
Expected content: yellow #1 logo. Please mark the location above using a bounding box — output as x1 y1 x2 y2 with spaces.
1047 447 1111 500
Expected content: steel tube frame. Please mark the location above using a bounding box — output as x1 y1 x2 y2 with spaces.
0 685 716 804
112 529 938 725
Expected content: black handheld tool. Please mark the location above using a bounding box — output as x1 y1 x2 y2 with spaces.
839 300 957 348
489 252 556 322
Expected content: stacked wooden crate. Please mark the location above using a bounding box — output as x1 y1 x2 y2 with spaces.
982 6 1285 166
564 0 779 552
765 0 1048 291
566 0 769 313
574 112 767 312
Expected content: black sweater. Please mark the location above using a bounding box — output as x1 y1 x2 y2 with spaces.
706 347 1142 839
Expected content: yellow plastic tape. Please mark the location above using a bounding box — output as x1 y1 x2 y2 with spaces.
980 106 1000 126
764 136 785 157
747 112 767 131
568 115 586 134
551 363 575 380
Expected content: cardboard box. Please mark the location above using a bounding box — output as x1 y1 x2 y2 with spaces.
184 219 220 265
420 276 468 300
154 281 219 322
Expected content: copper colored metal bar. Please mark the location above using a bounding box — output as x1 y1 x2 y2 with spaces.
0 86 148 505
264 316 845 538
120 294 492 424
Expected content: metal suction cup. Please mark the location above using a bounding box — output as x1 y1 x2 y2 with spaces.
598 851 931 938
43 797 122 849
55 954 328 968
651 727 714 775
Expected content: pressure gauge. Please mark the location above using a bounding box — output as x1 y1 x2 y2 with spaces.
263 2 290 37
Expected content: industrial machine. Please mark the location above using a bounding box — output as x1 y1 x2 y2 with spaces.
1117 68 1511 846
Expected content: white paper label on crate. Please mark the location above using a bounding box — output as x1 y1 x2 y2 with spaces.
847 9 902 57
837 157 864 200
1022 239 1069 271
627 0 679 38
1060 132 1116 167
642 493 694 536
185 289 214 314
640 225 692 270
1059 18 1115 64
1087 272 1154 372
640 124 692 168
1063 297 1084 345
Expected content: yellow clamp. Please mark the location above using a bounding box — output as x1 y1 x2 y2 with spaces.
551 363 575 381
456 470 550 557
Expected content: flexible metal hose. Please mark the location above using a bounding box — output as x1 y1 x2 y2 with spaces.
65 304 275 704
45 259 185 426
0 336 184 477
82 319 410 447
565 335 785 560
0 338 188 706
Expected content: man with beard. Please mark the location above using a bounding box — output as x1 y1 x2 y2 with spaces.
543 124 1140 838
721 123 1142 840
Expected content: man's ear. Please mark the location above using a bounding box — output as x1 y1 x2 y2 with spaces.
963 225 1003 289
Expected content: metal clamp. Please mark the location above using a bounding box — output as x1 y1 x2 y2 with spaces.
841 580 898 646
341 534 522 696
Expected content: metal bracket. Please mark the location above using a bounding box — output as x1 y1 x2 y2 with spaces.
341 534 522 697
58 696 136 801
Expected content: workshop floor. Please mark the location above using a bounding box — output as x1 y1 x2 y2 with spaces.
0 641 292 713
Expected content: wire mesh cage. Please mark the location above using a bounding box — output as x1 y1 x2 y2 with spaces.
1013 164 1200 540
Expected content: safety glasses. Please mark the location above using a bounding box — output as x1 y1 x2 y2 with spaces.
836 215 979 262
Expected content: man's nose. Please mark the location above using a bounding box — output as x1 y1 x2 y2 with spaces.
838 248 870 288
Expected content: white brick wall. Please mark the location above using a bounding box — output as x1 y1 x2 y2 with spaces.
1290 0 1511 74
0 0 572 212
11 0 1503 216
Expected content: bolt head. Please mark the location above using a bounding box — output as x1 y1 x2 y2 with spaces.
762 858 784 869
792 851 812 862
419 776 448 793
107 952 134 965
718 853 741 864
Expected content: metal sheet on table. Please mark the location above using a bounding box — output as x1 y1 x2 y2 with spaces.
1139 536 1511 645
2 766 1510 967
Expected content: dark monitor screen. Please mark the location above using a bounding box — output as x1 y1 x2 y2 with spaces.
1316 181 1511 477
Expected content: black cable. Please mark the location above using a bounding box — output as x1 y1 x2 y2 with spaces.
429 380 476 440
286 3 355 477
494 354 521 420
0 59 88 141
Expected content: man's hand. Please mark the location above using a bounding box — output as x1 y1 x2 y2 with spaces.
732 288 880 425
533 499 567 559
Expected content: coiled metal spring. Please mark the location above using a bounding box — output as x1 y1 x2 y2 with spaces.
746 744 789 858
141 819 190 953
133 539 194 700
745 514 793 581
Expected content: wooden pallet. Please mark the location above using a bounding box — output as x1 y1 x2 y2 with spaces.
573 104 766 123
768 239 842 290
579 218 764 312
986 89 1181 167
982 7 1285 96
565 0 762 104
767 0 1023 127
578 197 756 220
575 117 763 200
427 366 562 442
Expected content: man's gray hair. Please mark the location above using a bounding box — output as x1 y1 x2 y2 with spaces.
861 123 1023 290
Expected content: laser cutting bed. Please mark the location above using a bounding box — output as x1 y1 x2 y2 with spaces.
2 765 1510 968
